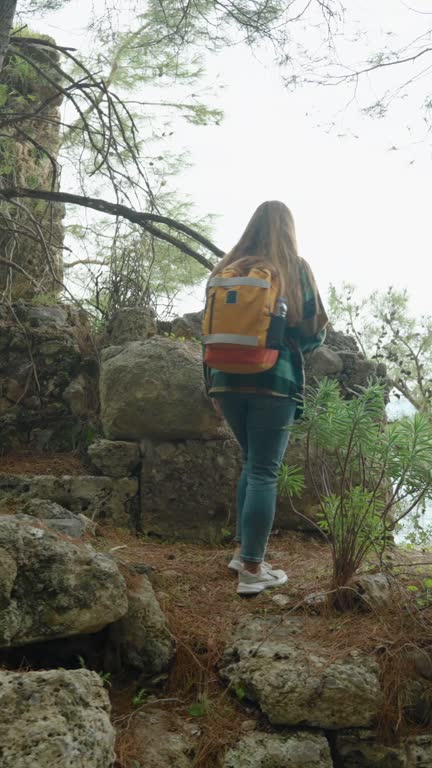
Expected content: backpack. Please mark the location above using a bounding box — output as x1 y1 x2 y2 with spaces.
202 261 287 374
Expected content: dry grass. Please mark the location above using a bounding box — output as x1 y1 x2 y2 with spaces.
99 527 330 767
0 451 84 476
93 527 432 765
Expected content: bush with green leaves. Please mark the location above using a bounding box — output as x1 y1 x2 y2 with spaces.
281 379 432 608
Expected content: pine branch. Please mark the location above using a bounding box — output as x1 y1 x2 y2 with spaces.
0 187 223 269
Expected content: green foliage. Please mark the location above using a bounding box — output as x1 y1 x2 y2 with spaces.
0 136 15 177
132 688 149 707
329 283 432 414
98 671 112 688
234 684 247 701
406 578 432 609
188 697 209 717
30 292 59 306
220 527 232 541
77 655 111 687
291 378 432 602
401 506 432 547
17 0 72 13
0 84 8 108
80 423 98 447
278 464 304 498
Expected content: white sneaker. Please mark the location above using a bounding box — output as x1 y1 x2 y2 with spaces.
228 555 243 572
228 557 274 573
237 565 288 595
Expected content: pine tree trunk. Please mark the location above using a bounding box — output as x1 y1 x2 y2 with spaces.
0 0 17 75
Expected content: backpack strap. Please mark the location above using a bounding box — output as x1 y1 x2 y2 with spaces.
208 276 271 289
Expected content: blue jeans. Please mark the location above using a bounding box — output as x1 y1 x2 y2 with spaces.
218 394 296 562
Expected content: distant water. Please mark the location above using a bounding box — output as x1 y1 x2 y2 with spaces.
395 505 432 545
388 398 430 545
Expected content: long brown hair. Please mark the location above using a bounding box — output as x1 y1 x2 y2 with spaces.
210 200 321 327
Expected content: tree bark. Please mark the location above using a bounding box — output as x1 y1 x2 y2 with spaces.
0 0 17 76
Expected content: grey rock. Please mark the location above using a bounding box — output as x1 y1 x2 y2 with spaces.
271 594 291 607
0 474 138 526
28 515 88 538
109 575 174 674
0 668 115 768
325 325 359 353
171 310 203 340
23 498 80 520
24 304 69 329
0 302 95 453
352 573 393 610
403 679 432 725
28 428 54 450
409 647 432 681
349 358 384 389
100 337 226 440
220 616 382 728
21 499 94 538
63 374 89 417
0 548 17 610
104 306 157 345
88 438 141 477
0 517 128 647
223 731 333 768
303 591 327 611
141 438 241 542
130 562 154 575
118 709 198 768
335 729 432 768
307 346 344 377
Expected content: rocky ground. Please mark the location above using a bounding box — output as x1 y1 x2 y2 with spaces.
1 451 432 768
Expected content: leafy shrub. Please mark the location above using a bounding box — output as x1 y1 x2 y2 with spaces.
283 379 432 608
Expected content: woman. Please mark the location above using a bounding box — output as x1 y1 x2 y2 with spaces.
204 201 328 595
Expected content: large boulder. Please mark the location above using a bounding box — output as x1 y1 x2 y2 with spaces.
0 474 138 526
335 730 432 768
223 732 333 768
103 306 157 345
100 337 225 440
88 438 141 477
0 669 115 768
22 498 94 538
304 324 387 396
220 616 382 729
109 575 174 674
0 517 128 647
307 346 344 377
140 437 319 543
170 310 204 340
141 438 242 542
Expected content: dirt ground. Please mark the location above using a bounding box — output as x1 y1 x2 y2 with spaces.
0 451 85 476
95 526 432 768
2 454 432 767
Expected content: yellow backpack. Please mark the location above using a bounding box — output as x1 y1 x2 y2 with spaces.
202 262 287 374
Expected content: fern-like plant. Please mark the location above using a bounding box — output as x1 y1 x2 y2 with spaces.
285 379 432 608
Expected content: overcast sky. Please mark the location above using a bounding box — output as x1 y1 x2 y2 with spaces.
29 0 432 316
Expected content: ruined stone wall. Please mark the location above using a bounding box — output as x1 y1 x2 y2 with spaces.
94 308 388 540
0 303 388 537
0 302 97 453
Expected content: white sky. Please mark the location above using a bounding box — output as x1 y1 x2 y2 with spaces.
25 0 432 316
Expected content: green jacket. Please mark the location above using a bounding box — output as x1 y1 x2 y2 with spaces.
206 327 326 414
